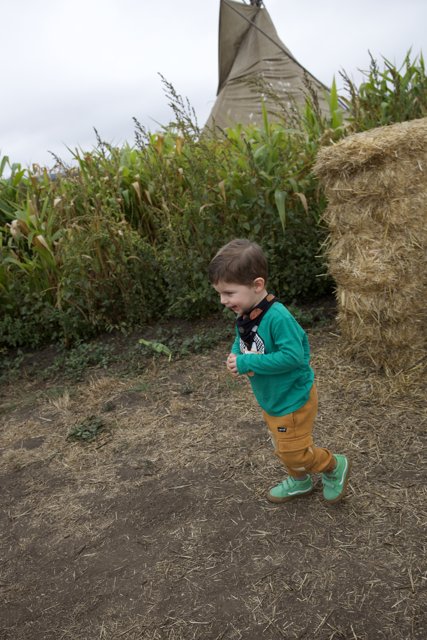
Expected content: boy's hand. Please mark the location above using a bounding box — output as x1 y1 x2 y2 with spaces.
226 353 239 375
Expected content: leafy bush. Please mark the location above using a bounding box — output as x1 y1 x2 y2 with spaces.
126 81 337 318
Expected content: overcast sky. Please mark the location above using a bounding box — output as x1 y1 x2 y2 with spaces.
1 0 425 169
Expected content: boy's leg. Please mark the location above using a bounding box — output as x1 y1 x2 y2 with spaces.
263 385 334 476
263 385 349 502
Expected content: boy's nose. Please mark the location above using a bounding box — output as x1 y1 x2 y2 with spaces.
220 294 228 305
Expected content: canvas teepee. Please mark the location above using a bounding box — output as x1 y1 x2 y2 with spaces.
205 0 331 130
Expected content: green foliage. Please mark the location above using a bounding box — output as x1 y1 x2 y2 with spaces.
144 78 336 318
341 51 427 130
42 342 115 381
67 416 106 442
0 348 24 384
0 157 163 347
138 338 173 360
1 51 424 349
139 323 233 360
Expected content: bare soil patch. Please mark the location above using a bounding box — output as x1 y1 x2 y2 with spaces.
1 320 426 639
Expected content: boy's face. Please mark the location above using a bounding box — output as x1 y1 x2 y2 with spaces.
213 279 266 315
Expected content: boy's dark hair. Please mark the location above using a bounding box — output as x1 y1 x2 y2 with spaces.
208 239 268 285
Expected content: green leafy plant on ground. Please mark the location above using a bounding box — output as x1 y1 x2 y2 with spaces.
0 301 333 386
139 323 234 360
67 416 106 443
41 342 116 381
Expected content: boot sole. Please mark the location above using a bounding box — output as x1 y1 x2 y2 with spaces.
267 487 314 504
324 460 351 504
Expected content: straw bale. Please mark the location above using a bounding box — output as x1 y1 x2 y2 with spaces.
321 157 426 201
337 286 425 322
327 235 424 290
337 311 425 373
314 118 427 375
323 194 427 232
314 117 427 180
337 307 425 346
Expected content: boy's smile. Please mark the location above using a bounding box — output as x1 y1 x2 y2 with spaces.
213 279 267 315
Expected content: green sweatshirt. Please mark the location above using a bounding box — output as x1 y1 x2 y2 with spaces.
232 302 314 416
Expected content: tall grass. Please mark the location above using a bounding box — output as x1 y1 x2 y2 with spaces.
0 153 161 346
0 116 328 346
341 51 427 130
1 51 425 348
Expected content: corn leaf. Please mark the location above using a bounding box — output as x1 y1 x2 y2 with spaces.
139 338 172 361
274 189 286 231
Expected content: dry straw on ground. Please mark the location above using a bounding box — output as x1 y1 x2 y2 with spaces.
1 328 426 640
314 118 427 376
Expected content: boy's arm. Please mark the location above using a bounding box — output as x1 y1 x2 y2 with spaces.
236 316 306 375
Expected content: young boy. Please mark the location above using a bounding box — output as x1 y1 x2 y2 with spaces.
208 238 350 504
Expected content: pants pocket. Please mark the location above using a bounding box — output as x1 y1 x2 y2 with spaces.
275 429 313 453
263 385 317 453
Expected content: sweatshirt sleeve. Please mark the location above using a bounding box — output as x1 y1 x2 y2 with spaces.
236 314 306 375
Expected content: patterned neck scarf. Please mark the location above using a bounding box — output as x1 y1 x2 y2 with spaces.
236 294 277 349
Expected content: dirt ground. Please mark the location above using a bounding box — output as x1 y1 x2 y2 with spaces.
1 318 426 640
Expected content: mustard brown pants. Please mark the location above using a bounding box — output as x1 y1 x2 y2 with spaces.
262 385 334 478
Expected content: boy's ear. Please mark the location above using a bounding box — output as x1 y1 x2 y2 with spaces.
253 277 265 291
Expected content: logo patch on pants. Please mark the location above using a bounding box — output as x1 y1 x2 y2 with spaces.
277 427 287 433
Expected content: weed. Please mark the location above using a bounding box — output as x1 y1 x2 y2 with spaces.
0 350 25 384
42 342 116 381
138 338 172 360
67 416 106 443
127 381 150 393
138 324 233 360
